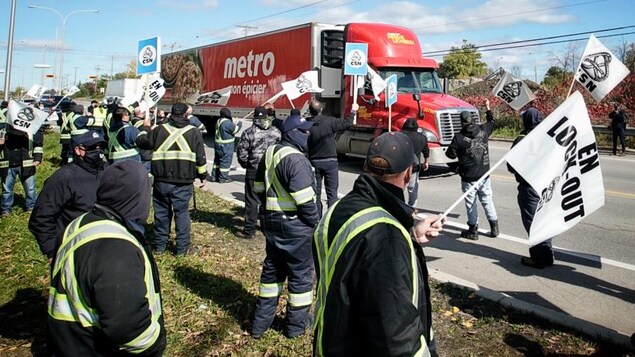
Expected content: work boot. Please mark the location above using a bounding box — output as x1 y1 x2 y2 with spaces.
489 220 499 237
460 224 479 240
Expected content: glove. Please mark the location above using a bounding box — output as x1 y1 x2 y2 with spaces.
197 171 208 182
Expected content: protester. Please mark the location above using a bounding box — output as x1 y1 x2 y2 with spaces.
136 102 208 256
108 107 141 163
155 109 167 125
608 103 627 156
186 105 206 132
445 99 498 240
307 99 358 216
235 106 281 240
68 104 95 143
401 117 430 207
58 108 73 166
0 102 6 210
0 125 43 216
131 107 153 172
251 113 319 339
213 107 241 183
29 131 107 260
89 99 108 136
508 107 555 268
47 160 166 356
313 131 443 356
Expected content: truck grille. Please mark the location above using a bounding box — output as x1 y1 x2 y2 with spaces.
436 109 480 145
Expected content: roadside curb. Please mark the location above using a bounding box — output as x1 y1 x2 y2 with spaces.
429 270 633 350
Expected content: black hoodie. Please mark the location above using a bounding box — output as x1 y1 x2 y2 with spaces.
445 110 496 182
401 118 430 164
307 112 354 160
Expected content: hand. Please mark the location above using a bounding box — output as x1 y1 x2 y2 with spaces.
485 99 490 111
0 138 4 146
351 103 359 112
412 214 445 244
34 161 40 167
422 161 429 171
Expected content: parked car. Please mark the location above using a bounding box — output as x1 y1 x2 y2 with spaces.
42 95 74 116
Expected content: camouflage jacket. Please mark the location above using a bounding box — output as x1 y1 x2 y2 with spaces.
237 121 281 178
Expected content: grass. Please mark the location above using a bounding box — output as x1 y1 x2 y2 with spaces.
0 132 633 356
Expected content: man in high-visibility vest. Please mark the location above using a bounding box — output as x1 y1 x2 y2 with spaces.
136 102 208 256
251 113 319 339
47 160 166 356
313 132 444 356
88 99 107 136
213 107 241 183
108 107 141 163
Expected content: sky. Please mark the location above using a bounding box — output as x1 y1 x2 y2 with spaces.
1 0 634 91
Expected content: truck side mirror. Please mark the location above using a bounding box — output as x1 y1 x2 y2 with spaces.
412 94 424 119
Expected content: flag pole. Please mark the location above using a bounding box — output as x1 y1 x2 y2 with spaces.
565 57 583 99
440 156 508 221
241 89 285 120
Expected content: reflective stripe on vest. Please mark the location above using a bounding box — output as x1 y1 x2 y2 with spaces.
0 108 7 124
152 124 197 163
92 107 107 127
313 203 429 357
70 115 91 136
49 214 162 354
215 118 234 144
108 124 139 160
60 113 72 140
104 113 112 132
262 145 314 212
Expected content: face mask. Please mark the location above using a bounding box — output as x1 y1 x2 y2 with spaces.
285 129 310 152
83 148 104 168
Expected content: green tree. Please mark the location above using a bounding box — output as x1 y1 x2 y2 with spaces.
438 40 488 79
11 86 25 98
542 66 568 88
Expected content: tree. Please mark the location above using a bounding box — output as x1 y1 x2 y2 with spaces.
438 40 488 79
542 66 567 88
548 42 579 74
11 86 25 98
624 43 635 71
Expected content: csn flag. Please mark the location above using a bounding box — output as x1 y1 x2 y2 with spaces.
504 91 604 245
7 100 49 136
356 65 387 101
187 86 232 106
492 72 535 111
574 34 630 101
281 70 324 101
65 86 80 97
25 84 46 99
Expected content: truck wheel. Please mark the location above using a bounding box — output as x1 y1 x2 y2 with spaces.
446 162 459 173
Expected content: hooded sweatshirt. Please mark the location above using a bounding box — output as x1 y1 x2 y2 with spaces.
445 110 496 182
401 118 430 164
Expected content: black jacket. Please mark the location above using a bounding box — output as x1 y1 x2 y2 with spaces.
47 204 166 357
28 157 106 258
609 109 627 131
402 118 430 165
136 115 207 184
0 128 44 179
445 110 496 182
131 117 153 161
314 173 432 356
307 112 354 160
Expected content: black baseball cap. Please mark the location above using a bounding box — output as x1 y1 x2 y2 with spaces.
254 106 267 119
72 130 106 148
366 132 416 174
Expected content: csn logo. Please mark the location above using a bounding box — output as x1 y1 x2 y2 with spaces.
497 81 522 103
139 45 156 66
347 50 365 67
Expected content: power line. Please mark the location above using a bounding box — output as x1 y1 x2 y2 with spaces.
426 28 635 57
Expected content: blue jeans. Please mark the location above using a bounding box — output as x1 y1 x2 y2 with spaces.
152 181 193 254
461 177 497 226
407 170 419 207
2 167 37 214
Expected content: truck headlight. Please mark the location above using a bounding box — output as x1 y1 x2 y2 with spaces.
421 129 438 143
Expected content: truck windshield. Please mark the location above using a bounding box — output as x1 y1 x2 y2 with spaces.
380 68 443 94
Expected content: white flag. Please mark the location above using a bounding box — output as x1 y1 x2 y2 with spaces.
504 91 604 245
143 73 166 108
26 84 46 99
187 86 231 106
367 66 387 101
281 70 324 101
7 100 49 135
574 34 630 102
65 86 80 97
492 72 535 111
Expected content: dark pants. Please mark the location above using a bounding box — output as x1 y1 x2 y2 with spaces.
311 158 339 217
252 215 314 337
518 183 553 265
612 127 626 155
213 143 234 181
60 143 71 166
152 181 193 255
244 169 260 235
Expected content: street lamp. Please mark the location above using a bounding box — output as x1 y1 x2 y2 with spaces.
28 5 98 92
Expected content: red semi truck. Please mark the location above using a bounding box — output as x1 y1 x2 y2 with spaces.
159 22 479 165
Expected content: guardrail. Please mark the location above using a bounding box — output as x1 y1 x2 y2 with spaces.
592 125 635 137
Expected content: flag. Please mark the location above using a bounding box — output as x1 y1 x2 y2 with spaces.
7 100 49 135
504 91 604 245
492 72 535 111
367 66 387 100
281 70 323 101
25 85 46 99
143 73 166 108
65 86 80 97
187 86 231 106
574 34 630 101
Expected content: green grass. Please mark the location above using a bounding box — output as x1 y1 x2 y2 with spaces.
0 132 633 356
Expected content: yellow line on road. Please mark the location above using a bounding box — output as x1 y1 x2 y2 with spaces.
491 175 635 199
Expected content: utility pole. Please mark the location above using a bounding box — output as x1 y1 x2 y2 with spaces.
95 65 101 79
110 55 114 78
163 42 180 53
236 25 257 37
74 66 78 85
3 0 17 101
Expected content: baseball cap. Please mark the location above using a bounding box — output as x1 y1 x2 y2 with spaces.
254 106 267 119
281 114 313 133
171 102 188 115
365 132 416 174
72 130 106 148
220 107 232 119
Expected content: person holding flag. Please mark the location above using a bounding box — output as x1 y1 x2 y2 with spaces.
507 107 554 268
